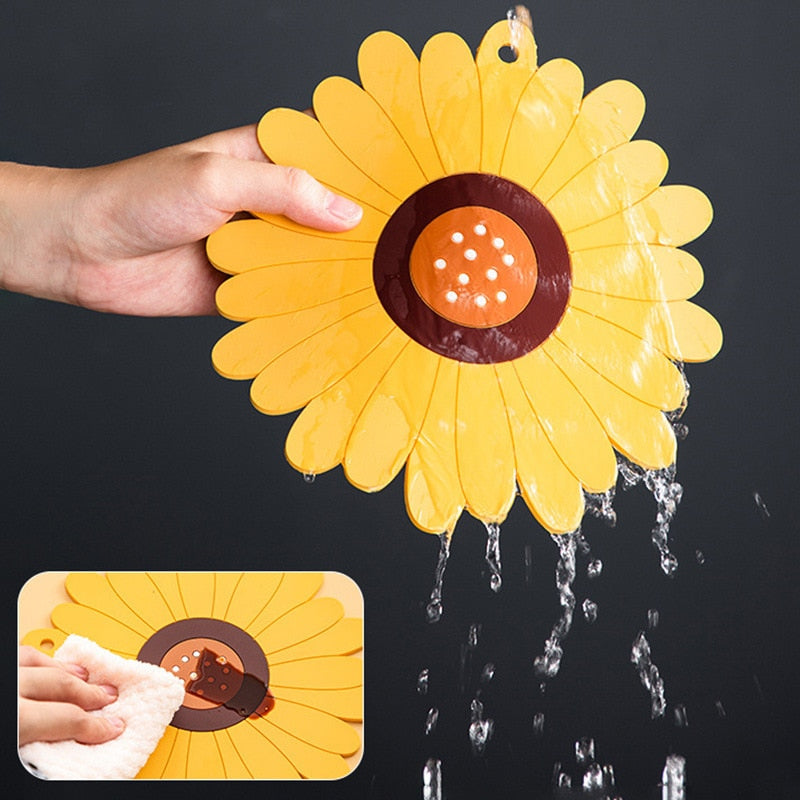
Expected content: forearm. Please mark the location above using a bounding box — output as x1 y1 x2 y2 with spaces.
0 161 87 305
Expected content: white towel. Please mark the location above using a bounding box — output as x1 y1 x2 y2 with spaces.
19 634 185 780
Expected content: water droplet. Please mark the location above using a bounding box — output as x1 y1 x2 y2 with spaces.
602 763 616 788
467 623 481 650
582 762 604 792
524 544 533 589
582 598 598 623
695 549 705 566
532 712 545 737
424 707 439 735
480 663 495 684
662 754 686 800
715 699 727 718
468 698 494 756
575 737 595 766
631 631 666 718
753 491 771 520
647 608 660 629
587 559 603 579
303 472 315 483
422 757 442 800
417 668 430 695
660 551 679 577
673 703 689 727
557 772 572 789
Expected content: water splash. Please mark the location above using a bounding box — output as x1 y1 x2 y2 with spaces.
534 533 577 680
417 668 430 695
485 522 502 592
468 697 494 756
646 465 683 577
426 533 451 623
422 758 442 800
631 631 666 719
661 754 686 800
585 487 617 527
555 738 619 797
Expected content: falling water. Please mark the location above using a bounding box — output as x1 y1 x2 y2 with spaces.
534 532 577 679
587 558 603 579
417 668 430 695
422 757 442 800
485 522 503 592
424 707 439 736
585 488 618 527
648 609 660 630
582 598 598 623
426 533 451 623
554 738 620 797
631 631 666 719
753 491 770 520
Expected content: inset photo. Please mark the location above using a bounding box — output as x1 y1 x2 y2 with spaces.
18 571 363 780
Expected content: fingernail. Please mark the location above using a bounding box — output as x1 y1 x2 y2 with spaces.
99 684 118 698
64 663 89 680
107 716 125 732
326 193 362 223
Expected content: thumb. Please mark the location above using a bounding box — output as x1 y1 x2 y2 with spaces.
210 158 363 232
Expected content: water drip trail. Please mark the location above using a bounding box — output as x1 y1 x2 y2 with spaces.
422 757 442 800
426 533 451 623
631 631 666 719
661 754 686 800
484 522 502 592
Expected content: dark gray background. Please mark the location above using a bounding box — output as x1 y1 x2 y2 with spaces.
3 1 798 798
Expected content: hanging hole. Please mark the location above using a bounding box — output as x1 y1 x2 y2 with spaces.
40 638 55 651
498 45 518 63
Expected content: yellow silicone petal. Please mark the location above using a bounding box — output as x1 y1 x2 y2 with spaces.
534 78 645 199
455 362 516 523
225 572 283 631
186 730 227 779
136 725 178 778
211 572 245 620
175 573 214 619
475 19 538 173
256 597 344 655
404 357 464 533
344 341 438 491
213 289 376 377
271 685 363 722
213 729 254 778
570 291 723 362
358 31 445 183
258 108 399 216
266 698 361 756
495 363 585 533
571 244 704 301
207 218 375 276
50 603 144 657
226 719 299 779
285 327 407 475
160 727 191 779
554 307 686 410
501 58 583 188
248 573 324 637
313 76 426 200
105 573 176 631
250 303 394 415
543 337 676 469
565 185 713 251
268 617 362 664
249 716 351 779
268 656 362 690
513 350 617 493
547 140 669 229
216 259 373 321
64 573 153 638
420 32 481 174
20 628 67 654
146 573 185 620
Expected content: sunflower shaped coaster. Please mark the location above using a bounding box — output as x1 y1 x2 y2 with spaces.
207 19 722 536
20 572 363 779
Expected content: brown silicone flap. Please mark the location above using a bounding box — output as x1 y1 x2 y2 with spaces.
373 172 571 363
138 617 270 732
185 647 268 718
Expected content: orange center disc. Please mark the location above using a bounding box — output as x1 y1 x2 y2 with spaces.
409 206 538 328
160 637 244 709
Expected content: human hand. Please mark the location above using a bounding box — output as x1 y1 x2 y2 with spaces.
0 125 363 315
18 645 124 747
